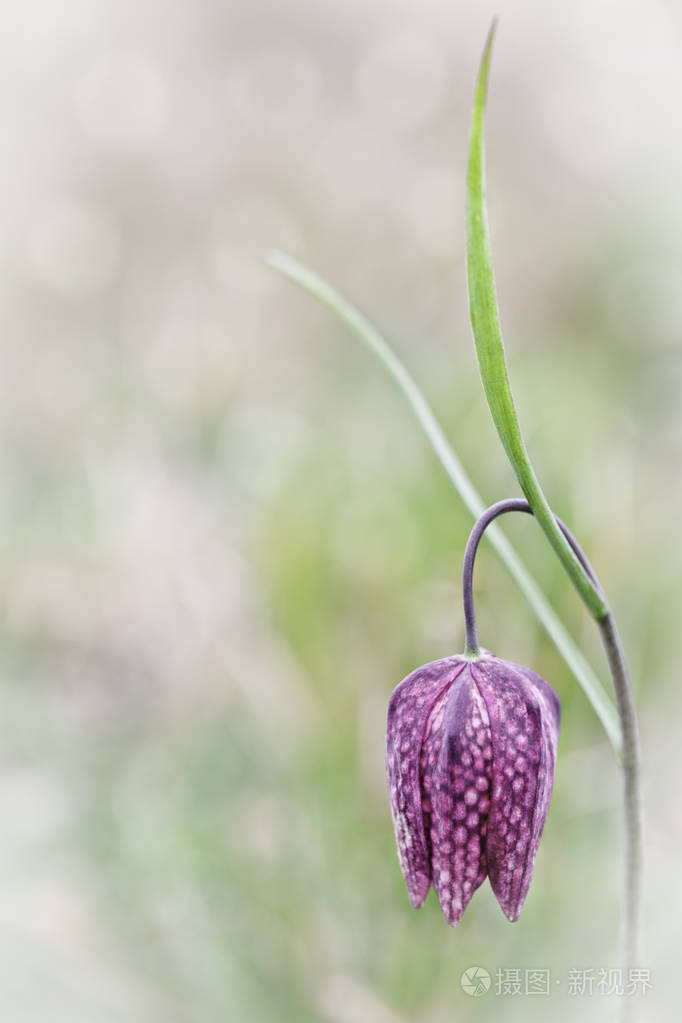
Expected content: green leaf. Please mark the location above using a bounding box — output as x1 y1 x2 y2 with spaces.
466 23 608 620
267 250 621 754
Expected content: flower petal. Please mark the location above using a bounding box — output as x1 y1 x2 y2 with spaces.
472 656 560 922
510 661 561 738
386 657 465 908
429 665 492 925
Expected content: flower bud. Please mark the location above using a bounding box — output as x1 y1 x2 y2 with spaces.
386 652 560 924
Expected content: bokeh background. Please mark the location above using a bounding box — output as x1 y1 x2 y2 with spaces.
1 0 680 1019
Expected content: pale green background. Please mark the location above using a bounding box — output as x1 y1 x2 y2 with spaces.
0 0 679 1020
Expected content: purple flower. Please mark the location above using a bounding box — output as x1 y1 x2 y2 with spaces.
386 653 560 925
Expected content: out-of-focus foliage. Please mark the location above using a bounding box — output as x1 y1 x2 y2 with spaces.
0 1 679 1020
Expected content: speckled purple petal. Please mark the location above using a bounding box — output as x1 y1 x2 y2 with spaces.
386 657 465 908
428 665 493 925
472 656 560 922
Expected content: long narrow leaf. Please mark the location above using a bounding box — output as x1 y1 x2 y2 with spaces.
466 24 607 620
267 249 621 753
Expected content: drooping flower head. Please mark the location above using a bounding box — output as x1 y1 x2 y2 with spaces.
386 652 560 925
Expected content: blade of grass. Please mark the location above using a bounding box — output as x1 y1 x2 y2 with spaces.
267 249 620 753
466 23 608 620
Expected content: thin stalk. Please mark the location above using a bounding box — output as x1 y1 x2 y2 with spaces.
599 614 643 981
462 500 643 980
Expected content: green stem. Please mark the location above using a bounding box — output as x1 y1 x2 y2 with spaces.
598 615 643 977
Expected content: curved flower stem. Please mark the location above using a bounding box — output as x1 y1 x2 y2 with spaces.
463 499 643 978
463 499 601 655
